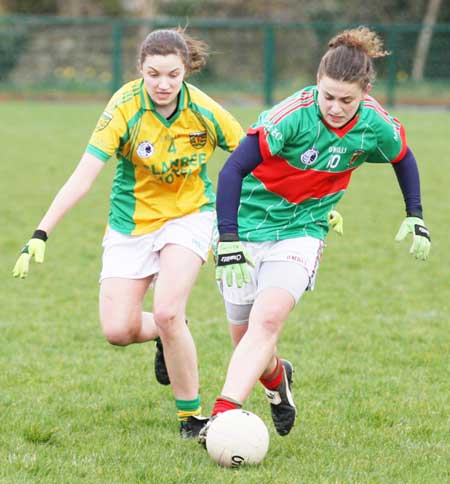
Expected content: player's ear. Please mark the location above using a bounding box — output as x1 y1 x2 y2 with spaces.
364 83 372 96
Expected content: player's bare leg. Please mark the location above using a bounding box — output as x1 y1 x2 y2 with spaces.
229 322 279 378
229 323 247 347
152 243 208 437
222 287 294 402
99 276 158 345
153 243 202 399
217 288 297 435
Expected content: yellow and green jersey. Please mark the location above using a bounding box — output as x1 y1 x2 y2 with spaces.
87 79 244 235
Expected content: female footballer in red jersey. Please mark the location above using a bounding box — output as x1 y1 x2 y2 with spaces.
201 26 431 439
13 28 244 438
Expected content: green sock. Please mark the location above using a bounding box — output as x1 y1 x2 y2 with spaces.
175 396 201 422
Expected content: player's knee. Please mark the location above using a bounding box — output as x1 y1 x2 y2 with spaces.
258 308 285 337
101 318 140 346
153 304 177 327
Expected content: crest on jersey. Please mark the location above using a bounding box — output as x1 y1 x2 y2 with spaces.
348 149 365 166
136 141 154 159
301 148 319 165
95 111 113 132
189 131 207 149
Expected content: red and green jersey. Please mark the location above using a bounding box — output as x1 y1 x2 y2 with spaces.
239 86 406 242
87 79 244 235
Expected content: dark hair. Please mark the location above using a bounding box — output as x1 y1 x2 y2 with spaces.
317 26 390 89
138 28 209 74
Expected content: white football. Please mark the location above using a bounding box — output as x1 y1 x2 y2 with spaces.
206 409 270 468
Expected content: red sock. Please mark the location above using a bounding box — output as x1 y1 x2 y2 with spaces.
260 356 283 390
212 397 241 416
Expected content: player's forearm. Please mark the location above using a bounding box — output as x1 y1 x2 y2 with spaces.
37 181 90 234
37 153 104 235
392 147 423 218
216 170 242 236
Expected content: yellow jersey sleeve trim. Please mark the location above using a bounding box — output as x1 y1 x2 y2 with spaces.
86 144 111 162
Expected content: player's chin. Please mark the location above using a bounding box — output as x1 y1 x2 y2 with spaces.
153 93 176 105
327 115 347 127
155 97 173 106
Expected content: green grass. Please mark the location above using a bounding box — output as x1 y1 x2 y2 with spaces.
1 100 449 483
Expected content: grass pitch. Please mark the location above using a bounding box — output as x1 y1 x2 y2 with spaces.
1 100 449 483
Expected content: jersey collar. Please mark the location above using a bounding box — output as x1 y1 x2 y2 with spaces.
321 112 360 138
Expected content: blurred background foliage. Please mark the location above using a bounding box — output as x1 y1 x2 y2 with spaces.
0 0 449 106
1 0 449 23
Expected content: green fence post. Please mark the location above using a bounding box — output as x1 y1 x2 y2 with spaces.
386 28 398 107
263 24 275 106
111 20 124 93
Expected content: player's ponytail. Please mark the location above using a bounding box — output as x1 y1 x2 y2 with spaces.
317 26 390 89
178 28 209 74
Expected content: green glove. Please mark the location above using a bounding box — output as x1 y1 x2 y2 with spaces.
215 240 254 288
327 210 343 235
13 230 48 278
395 217 431 261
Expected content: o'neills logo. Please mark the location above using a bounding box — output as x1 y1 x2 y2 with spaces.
218 252 244 266
231 455 245 468
301 148 319 165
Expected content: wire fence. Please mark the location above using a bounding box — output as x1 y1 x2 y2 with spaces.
1 15 450 107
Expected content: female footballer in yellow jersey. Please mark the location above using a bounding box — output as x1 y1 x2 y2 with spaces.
13 28 244 438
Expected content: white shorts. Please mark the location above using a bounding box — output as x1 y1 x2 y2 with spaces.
219 236 324 307
100 211 215 281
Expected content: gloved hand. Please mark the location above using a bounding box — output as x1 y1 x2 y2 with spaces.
215 240 254 288
328 210 343 235
13 230 48 278
395 217 431 260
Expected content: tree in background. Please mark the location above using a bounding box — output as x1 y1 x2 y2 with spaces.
412 0 443 81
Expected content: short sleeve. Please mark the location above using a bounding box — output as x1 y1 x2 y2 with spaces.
247 89 311 160
86 94 128 162
213 104 245 152
247 107 294 159
364 100 407 164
